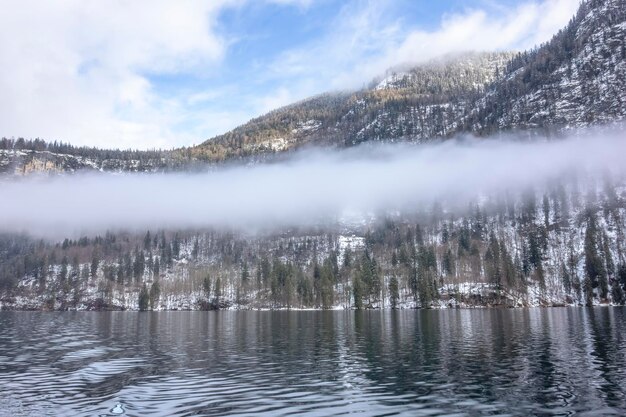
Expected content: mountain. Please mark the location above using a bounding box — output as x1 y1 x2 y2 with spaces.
2 0 624 174
467 0 626 133
0 52 513 174
2 0 626 311
188 51 515 162
189 0 626 161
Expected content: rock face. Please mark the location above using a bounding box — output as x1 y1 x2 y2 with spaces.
0 147 197 176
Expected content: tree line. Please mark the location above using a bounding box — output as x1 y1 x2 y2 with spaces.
2 174 626 310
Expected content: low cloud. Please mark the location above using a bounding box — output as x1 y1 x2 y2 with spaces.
1 128 624 238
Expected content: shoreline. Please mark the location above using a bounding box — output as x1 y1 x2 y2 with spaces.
1 303 622 312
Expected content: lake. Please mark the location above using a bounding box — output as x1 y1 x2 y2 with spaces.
1 308 625 416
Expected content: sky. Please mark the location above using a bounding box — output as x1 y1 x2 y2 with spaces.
0 0 580 150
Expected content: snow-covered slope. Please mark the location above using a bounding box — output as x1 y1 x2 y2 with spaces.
467 0 626 133
190 52 514 162
2 174 626 311
190 0 625 161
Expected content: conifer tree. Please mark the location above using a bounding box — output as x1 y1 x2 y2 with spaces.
90 252 100 278
149 281 161 310
389 276 399 309
584 214 607 299
203 274 212 300
138 284 150 311
213 276 222 308
352 275 363 309
144 231 152 251
241 262 250 288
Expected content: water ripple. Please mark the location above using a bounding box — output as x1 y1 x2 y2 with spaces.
0 309 625 416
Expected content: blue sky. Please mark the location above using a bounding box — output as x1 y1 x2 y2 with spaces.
0 0 580 149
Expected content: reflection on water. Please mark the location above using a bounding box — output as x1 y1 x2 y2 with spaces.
1 308 625 416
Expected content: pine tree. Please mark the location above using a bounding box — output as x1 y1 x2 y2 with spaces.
213 276 222 308
149 281 161 309
59 256 69 284
123 253 133 284
256 266 262 290
389 276 399 309
611 278 625 305
192 238 199 260
352 275 363 309
172 234 181 260
441 223 449 244
203 274 212 299
116 257 125 285
584 214 607 299
133 248 145 284
409 244 418 301
261 256 271 289
138 284 150 311
90 252 100 278
442 248 455 277
343 248 352 269
320 267 334 309
313 261 322 307
144 231 152 251
485 232 502 292
241 262 250 288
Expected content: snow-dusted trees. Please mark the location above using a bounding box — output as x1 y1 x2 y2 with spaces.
2 173 626 311
584 212 608 303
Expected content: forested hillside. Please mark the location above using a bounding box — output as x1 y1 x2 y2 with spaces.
2 173 626 310
0 138 193 175
187 0 626 162
189 52 514 162
3 50 505 175
466 0 626 133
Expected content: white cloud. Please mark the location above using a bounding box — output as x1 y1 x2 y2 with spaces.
268 0 316 7
270 0 581 91
0 0 240 149
388 0 581 67
256 87 296 114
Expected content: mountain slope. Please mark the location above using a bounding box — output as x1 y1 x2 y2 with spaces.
190 52 514 162
191 0 626 162
466 0 626 133
1 0 624 174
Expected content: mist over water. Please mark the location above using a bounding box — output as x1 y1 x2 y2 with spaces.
1 129 625 237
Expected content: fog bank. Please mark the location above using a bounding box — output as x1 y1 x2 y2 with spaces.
1 131 625 237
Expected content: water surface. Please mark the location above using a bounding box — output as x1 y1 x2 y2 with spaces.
1 308 625 416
